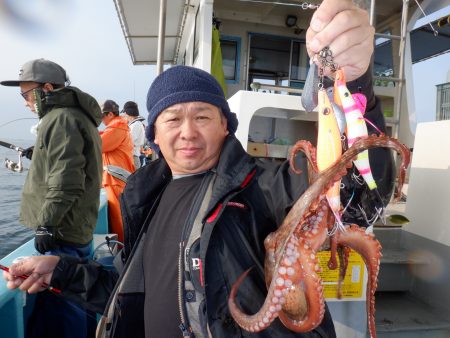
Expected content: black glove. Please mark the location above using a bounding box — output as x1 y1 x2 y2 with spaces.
21 146 34 160
34 226 58 254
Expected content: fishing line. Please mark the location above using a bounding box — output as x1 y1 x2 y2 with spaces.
413 0 439 36
363 117 383 135
238 1 319 9
352 172 365 186
0 117 38 129
341 188 355 215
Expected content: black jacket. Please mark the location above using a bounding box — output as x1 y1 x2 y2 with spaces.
52 137 393 338
50 69 394 337
115 135 335 338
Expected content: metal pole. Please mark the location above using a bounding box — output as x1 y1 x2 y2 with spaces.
369 0 376 27
156 0 167 75
368 0 376 87
394 0 409 136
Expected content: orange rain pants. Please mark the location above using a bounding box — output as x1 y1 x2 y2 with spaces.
104 185 125 242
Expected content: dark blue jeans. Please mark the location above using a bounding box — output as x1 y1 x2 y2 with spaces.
26 244 96 338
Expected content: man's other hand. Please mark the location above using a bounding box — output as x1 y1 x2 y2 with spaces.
34 226 58 254
21 146 34 160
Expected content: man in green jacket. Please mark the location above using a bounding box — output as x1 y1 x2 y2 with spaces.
1 58 102 338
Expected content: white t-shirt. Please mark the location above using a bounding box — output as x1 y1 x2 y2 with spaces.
128 118 146 157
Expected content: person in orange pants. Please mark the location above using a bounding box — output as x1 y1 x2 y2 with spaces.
99 100 135 242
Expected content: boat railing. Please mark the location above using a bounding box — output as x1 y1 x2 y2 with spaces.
0 189 109 338
250 82 303 95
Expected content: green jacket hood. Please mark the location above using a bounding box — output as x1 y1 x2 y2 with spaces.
41 86 102 127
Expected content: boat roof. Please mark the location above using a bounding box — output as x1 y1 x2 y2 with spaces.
113 0 407 65
113 0 185 64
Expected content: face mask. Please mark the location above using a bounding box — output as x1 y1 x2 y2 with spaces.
32 88 45 117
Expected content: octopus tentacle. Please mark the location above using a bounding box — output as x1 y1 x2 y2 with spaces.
334 224 382 338
277 237 325 331
229 135 410 336
276 200 330 331
289 140 318 177
229 234 316 332
336 246 350 299
327 236 350 299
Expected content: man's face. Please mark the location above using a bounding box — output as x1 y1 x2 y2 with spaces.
123 113 134 122
19 82 42 113
154 102 229 175
102 112 115 126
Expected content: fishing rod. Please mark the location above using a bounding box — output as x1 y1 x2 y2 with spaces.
0 116 39 172
0 140 25 153
0 140 26 173
0 264 61 295
1 263 98 320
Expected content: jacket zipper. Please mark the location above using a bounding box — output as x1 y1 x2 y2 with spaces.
176 168 256 337
178 240 192 336
177 172 214 337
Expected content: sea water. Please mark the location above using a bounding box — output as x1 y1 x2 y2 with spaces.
0 140 34 259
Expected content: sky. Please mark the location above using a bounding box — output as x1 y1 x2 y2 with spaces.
0 0 156 142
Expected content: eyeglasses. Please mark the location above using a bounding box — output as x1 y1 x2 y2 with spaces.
20 85 42 100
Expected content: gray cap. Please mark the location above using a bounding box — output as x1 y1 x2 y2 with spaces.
0 59 68 87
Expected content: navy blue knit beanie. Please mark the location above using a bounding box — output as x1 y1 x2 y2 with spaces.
146 66 238 152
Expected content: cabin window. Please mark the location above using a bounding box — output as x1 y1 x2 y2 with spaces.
220 36 241 84
289 40 308 90
247 34 291 91
247 33 308 94
436 83 450 121
374 31 395 86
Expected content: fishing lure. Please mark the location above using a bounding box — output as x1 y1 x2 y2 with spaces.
316 88 342 219
302 61 319 112
334 69 377 191
326 87 367 140
326 87 346 136
352 93 367 116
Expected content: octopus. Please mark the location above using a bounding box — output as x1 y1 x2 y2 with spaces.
228 134 411 338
